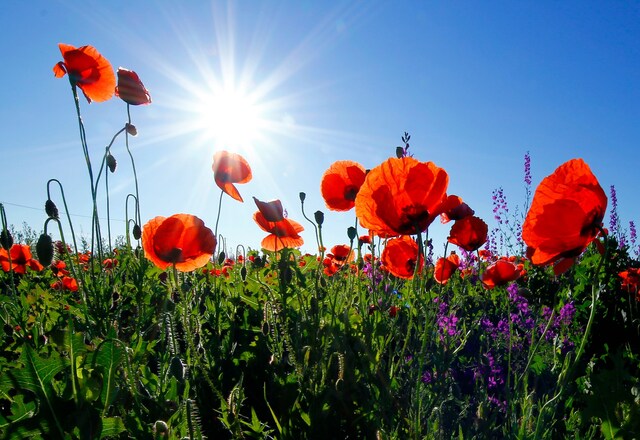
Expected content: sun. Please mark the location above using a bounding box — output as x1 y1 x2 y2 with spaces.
193 85 266 150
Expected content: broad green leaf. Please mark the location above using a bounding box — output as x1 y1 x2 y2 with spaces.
100 417 126 439
92 340 125 413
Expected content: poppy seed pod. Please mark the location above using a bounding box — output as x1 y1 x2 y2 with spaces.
45 199 59 219
125 123 138 136
299 192 306 203
106 153 117 173
132 223 142 240
0 229 13 250
36 234 54 267
314 210 325 226
347 226 357 241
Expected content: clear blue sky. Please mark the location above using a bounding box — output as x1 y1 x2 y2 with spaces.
2 1 639 256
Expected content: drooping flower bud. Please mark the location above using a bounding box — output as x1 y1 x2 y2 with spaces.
314 210 324 226
36 234 54 267
347 226 357 241
217 251 226 265
0 229 13 250
299 192 306 203
132 223 142 240
125 123 138 136
45 199 59 219
106 153 117 173
395 146 404 159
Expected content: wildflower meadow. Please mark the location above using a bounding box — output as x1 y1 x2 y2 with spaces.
1 43 639 440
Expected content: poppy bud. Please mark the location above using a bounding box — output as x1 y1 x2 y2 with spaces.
0 229 13 250
217 251 226 265
132 223 142 240
347 226 357 241
106 153 117 173
154 420 169 436
36 233 54 267
240 265 247 281
125 123 138 136
395 146 404 158
299 192 306 203
314 210 324 226
45 199 59 219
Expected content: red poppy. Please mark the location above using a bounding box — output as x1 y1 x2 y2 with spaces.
103 258 118 269
0 244 44 274
51 276 79 292
381 235 424 279
323 244 355 276
320 160 367 211
481 258 525 289
53 43 115 103
253 202 304 252
51 260 70 277
253 197 284 222
212 151 252 202
115 67 152 105
142 214 217 272
619 268 640 297
355 157 449 237
439 195 475 223
522 159 607 273
434 252 460 284
448 216 488 252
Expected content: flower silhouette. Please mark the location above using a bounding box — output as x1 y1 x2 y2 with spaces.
212 151 252 202
522 158 607 273
253 197 284 222
116 68 152 105
142 214 216 272
53 43 115 103
320 160 367 211
355 157 449 237
381 235 423 279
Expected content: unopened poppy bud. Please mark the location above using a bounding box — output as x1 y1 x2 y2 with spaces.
240 265 247 281
45 199 59 219
106 153 117 173
169 356 185 382
314 210 324 226
132 223 141 240
396 146 404 158
217 251 226 265
154 420 169 436
0 229 13 250
347 226 357 241
299 192 306 203
36 234 54 267
125 123 138 136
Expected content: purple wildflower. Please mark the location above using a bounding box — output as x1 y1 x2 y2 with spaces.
524 151 532 186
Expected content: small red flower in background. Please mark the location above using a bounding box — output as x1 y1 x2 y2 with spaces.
381 235 423 279
142 214 217 272
103 258 118 270
253 199 304 252
320 160 367 211
51 276 79 292
355 157 449 237
522 158 607 275
448 216 488 252
388 305 400 318
481 257 525 289
212 151 252 202
0 244 44 274
619 268 640 299
51 260 70 277
439 195 475 223
115 68 151 105
53 43 116 103
323 244 355 276
434 252 460 284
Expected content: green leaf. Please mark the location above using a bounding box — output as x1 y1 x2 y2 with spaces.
100 417 126 439
92 340 125 413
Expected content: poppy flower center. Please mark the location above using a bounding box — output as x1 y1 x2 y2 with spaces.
343 185 359 201
157 247 184 264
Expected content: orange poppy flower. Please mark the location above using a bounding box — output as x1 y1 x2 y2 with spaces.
434 252 460 284
328 244 355 265
320 160 367 211
212 151 252 202
381 235 424 279
253 201 304 252
115 67 152 105
253 197 285 222
355 157 449 237
448 216 488 252
53 43 115 103
522 158 607 273
0 244 44 274
142 214 217 272
439 195 475 223
481 258 525 289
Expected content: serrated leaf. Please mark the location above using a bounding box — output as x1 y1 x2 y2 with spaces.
92 340 125 413
100 416 126 439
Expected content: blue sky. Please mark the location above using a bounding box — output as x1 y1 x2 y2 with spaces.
2 1 639 256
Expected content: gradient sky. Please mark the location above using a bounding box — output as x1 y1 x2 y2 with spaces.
2 1 639 256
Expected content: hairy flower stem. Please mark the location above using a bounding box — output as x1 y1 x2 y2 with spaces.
47 179 79 255
125 106 142 238
214 190 224 241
